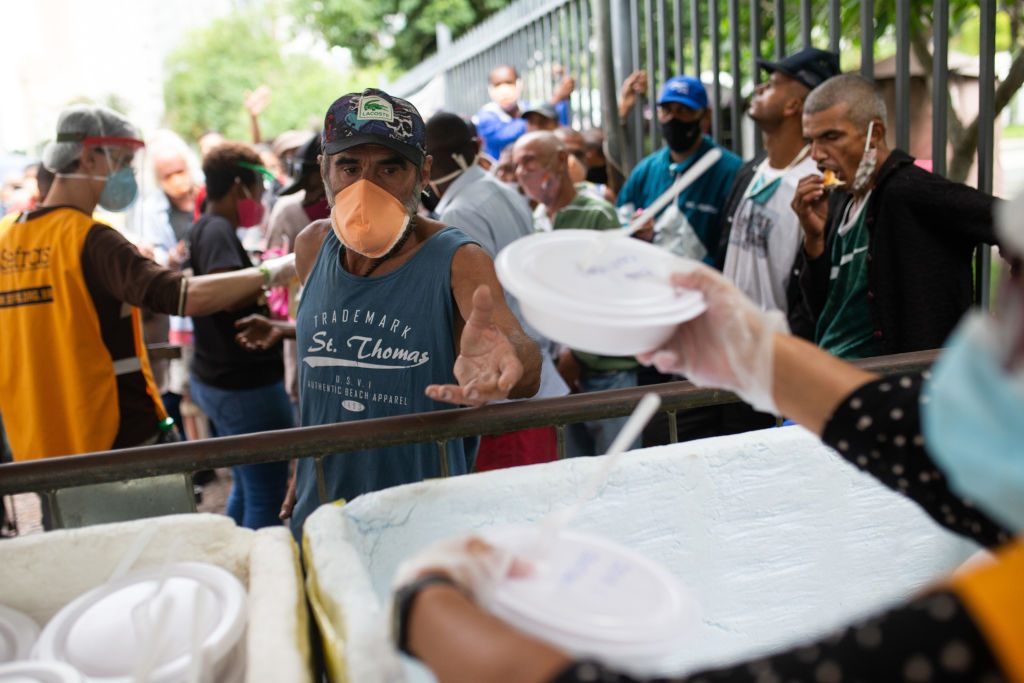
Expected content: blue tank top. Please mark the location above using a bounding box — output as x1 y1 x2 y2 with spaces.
290 226 479 534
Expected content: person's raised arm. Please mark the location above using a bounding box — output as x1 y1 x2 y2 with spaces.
425 244 541 407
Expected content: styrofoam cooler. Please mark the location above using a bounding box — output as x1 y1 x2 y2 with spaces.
302 425 981 682
0 514 312 683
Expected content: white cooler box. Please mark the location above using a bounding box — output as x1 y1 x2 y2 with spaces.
302 425 981 682
0 513 312 683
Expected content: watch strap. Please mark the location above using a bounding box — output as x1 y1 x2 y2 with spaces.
393 573 458 656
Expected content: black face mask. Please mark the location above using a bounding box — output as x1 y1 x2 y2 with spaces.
660 118 702 153
421 185 441 213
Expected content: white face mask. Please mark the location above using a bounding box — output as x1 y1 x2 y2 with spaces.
428 152 477 196
850 120 878 194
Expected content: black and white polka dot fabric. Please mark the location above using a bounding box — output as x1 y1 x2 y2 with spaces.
822 373 1012 549
548 374 1013 683
552 589 1006 682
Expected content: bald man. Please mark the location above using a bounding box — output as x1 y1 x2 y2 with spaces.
512 131 639 457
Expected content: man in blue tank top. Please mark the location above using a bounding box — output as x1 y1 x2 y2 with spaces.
286 89 542 537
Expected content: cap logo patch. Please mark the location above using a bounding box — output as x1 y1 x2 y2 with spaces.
358 95 394 122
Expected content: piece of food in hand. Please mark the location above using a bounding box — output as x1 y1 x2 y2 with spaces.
822 169 846 190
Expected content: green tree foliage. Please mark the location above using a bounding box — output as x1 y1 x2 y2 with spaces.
289 0 511 69
163 8 377 145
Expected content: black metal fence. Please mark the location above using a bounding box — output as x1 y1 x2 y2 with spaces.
388 0 1001 305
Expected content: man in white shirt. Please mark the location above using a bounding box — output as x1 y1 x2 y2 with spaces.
424 112 569 469
718 47 840 340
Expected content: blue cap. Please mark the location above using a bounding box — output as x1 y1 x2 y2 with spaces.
658 76 708 110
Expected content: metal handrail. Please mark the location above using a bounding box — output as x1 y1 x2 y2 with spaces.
0 350 939 496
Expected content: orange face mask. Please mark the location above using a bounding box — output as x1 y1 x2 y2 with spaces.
330 179 411 258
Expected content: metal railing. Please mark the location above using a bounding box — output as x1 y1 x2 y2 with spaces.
0 350 939 503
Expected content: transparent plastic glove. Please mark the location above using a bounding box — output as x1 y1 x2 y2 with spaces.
392 535 529 604
636 264 789 415
259 252 296 288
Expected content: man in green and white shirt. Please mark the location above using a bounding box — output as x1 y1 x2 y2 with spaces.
512 131 640 456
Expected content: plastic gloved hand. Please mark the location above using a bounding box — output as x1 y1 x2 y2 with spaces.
259 252 296 288
636 264 789 415
392 535 531 604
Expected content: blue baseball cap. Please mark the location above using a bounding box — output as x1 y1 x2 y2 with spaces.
658 76 708 110
322 88 426 166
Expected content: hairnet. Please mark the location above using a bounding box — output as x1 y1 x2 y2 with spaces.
41 104 143 172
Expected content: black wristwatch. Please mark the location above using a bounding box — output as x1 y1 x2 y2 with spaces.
391 573 459 656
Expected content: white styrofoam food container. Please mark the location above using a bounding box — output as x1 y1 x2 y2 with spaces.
0 514 311 683
495 230 706 356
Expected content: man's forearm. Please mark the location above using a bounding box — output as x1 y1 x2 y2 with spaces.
183 268 265 317
507 332 542 399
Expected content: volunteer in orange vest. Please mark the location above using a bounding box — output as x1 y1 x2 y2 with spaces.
0 104 295 462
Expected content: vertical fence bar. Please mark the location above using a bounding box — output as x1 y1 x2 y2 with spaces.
800 0 812 48
932 0 949 177
690 0 702 76
569 1 581 128
728 0 742 154
895 0 911 151
773 0 784 61
673 0 684 74
751 0 763 156
710 0 722 142
595 0 625 177
581 0 594 128
645 0 659 146
977 0 995 310
544 12 555 101
658 0 670 81
829 0 841 54
611 0 635 167
861 0 874 80
631 0 645 158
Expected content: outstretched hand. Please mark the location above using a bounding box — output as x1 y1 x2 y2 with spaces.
234 314 285 351
425 285 523 407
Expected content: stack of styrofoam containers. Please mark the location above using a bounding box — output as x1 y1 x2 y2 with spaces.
302 425 982 682
0 513 312 683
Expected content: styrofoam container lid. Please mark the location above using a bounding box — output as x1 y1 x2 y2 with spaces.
480 525 697 674
0 605 40 664
496 230 705 317
495 230 706 355
33 562 247 683
0 660 83 683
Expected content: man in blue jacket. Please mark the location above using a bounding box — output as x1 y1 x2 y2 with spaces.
473 65 575 161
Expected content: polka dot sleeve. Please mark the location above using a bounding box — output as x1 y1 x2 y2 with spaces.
821 374 1012 549
549 591 1007 682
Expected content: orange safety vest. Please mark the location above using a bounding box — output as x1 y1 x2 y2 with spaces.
952 539 1024 680
0 207 167 461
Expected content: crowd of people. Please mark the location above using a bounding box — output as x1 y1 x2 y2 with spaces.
0 48 1020 680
